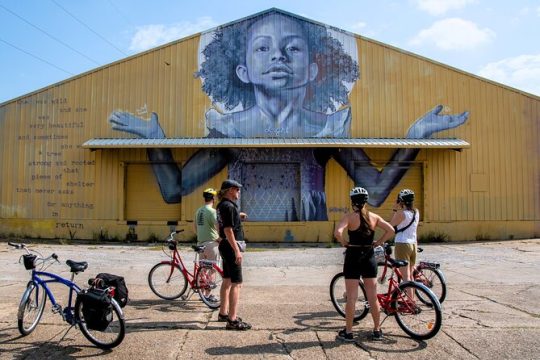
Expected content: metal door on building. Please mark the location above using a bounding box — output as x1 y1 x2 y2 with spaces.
124 164 181 221
240 163 301 221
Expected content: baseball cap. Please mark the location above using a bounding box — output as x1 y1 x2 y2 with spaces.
220 179 243 190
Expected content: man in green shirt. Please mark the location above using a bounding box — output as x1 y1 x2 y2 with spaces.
194 188 220 261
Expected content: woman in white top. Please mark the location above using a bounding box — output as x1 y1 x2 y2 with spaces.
390 189 419 284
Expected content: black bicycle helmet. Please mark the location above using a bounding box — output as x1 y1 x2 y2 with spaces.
397 189 415 204
350 187 369 205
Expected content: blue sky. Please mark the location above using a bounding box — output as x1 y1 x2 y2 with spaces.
1 0 539 104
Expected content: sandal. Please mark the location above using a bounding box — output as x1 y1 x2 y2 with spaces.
226 318 252 331
217 313 228 322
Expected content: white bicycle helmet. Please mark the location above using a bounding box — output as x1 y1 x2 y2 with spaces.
398 189 415 203
350 187 369 204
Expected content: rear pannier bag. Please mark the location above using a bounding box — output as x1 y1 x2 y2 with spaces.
78 288 112 331
95 273 129 308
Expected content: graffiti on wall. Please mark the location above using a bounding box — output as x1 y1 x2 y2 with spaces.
9 96 95 224
108 10 469 221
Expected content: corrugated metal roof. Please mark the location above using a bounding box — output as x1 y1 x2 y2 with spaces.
82 138 470 150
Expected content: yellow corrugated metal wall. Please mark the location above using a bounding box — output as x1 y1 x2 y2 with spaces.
350 37 539 226
0 17 539 241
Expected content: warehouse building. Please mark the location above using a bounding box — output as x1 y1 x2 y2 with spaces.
1 8 538 242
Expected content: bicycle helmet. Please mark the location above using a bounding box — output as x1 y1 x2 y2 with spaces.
350 187 369 205
397 189 415 204
203 188 217 200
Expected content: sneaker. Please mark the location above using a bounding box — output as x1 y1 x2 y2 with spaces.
336 329 355 342
371 329 384 341
217 313 228 322
226 318 252 331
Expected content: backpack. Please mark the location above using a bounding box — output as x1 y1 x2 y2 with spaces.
77 288 113 331
94 273 129 308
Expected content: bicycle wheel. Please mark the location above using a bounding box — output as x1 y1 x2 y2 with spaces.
17 282 47 335
392 281 442 340
75 297 125 349
329 272 369 322
196 265 223 309
148 262 188 300
414 267 447 304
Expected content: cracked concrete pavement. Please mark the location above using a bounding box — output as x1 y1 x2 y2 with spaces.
0 238 538 359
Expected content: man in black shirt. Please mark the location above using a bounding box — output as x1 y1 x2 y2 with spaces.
216 179 251 330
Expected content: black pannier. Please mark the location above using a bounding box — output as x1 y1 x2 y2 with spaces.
78 288 113 331
94 273 129 308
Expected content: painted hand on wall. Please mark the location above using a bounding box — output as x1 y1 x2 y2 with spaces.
108 111 165 139
407 105 469 139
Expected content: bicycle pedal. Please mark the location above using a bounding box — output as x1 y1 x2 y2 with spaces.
52 304 62 314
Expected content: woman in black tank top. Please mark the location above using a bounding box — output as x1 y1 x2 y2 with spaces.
334 187 395 342
347 216 375 246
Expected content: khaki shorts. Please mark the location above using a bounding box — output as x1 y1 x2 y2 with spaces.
201 241 220 262
394 243 417 266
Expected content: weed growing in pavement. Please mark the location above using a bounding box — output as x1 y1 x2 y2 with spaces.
419 231 450 243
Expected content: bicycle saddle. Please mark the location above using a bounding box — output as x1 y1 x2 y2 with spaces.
388 258 408 268
66 260 88 273
192 245 205 253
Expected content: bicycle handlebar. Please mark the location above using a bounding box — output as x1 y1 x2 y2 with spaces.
8 242 60 266
8 242 26 249
166 229 184 241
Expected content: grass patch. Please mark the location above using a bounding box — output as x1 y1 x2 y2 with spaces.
419 231 450 243
475 233 491 241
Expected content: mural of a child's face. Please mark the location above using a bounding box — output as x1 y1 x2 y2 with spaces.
236 14 318 92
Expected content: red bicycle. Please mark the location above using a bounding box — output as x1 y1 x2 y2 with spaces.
330 250 442 340
147 230 224 309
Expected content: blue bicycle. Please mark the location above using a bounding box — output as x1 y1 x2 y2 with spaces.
8 242 126 349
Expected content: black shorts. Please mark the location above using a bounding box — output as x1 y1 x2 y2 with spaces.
219 246 243 283
343 247 377 279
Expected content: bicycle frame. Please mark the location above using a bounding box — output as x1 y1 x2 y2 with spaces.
376 265 412 315
163 245 195 288
161 241 220 291
29 269 81 324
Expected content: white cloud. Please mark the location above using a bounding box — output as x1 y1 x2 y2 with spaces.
409 18 495 50
129 17 217 52
413 0 477 16
478 54 540 96
349 21 367 32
